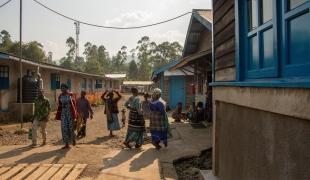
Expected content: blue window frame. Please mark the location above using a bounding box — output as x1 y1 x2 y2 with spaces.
51 73 60 90
243 0 278 79
281 0 310 77
95 79 103 89
239 0 310 81
0 66 9 90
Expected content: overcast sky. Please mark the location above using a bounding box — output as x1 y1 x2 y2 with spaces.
0 0 211 60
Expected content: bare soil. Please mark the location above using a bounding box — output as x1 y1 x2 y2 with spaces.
0 94 151 178
174 149 212 180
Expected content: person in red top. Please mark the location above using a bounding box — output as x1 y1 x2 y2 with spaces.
55 83 77 149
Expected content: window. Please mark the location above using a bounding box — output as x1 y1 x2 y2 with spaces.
241 0 310 80
0 66 9 90
95 80 103 89
289 0 309 9
51 73 60 90
67 79 71 90
81 78 87 89
245 0 277 79
281 0 310 77
88 79 93 90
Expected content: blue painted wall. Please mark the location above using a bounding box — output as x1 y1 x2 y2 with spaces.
169 76 186 109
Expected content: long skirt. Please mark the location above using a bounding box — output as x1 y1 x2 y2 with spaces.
125 110 145 145
61 117 75 144
125 131 144 145
107 113 121 131
151 130 168 146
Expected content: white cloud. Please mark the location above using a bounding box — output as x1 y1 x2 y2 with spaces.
105 11 153 27
152 30 186 44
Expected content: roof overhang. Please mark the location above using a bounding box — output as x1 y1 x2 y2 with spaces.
123 81 153 86
182 9 213 57
170 49 212 71
105 74 127 79
0 52 107 79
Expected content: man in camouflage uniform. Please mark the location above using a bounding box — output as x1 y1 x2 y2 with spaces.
31 90 51 147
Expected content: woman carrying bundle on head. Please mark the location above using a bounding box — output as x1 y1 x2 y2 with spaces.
101 89 122 137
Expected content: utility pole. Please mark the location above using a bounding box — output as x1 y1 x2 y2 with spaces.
74 21 80 60
19 0 23 129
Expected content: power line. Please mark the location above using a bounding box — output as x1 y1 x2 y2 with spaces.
0 0 13 8
32 0 193 30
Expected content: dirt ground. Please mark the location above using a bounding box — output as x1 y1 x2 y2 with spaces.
0 103 128 148
0 94 150 178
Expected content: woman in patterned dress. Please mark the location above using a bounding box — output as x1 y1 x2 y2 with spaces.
149 88 169 150
55 83 77 149
123 88 145 149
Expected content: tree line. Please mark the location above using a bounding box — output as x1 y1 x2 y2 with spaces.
0 30 183 80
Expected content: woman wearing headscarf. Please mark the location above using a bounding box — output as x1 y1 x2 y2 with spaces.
55 83 77 149
101 89 121 137
149 88 169 149
123 88 145 148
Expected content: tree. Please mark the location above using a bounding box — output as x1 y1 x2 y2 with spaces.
152 41 182 69
66 37 75 59
59 57 74 69
112 46 127 72
98 45 111 73
84 58 102 74
0 30 12 51
128 60 138 80
23 41 46 62
60 37 76 69
135 36 156 80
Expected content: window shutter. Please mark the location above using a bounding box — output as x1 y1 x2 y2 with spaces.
51 73 56 90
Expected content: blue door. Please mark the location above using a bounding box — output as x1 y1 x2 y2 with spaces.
169 76 185 109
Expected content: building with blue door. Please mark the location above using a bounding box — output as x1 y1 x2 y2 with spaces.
152 60 194 109
211 0 310 179
171 9 213 122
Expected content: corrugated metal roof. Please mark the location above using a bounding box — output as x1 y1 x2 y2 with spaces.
170 49 212 71
105 74 127 79
152 60 180 77
123 81 153 85
0 51 107 79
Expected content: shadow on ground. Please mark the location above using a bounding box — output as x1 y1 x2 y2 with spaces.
0 146 32 160
15 148 69 164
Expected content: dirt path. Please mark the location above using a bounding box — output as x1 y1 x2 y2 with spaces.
0 95 134 178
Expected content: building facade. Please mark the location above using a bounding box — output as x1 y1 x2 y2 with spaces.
0 52 113 121
152 60 194 109
171 9 213 120
211 0 310 179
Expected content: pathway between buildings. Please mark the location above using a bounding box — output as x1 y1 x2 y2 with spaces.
0 105 212 179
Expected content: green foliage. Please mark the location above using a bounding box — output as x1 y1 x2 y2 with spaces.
66 37 75 59
0 29 183 80
152 41 182 69
111 46 127 72
0 30 47 62
128 60 138 80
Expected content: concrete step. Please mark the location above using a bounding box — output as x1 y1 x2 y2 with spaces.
199 170 219 180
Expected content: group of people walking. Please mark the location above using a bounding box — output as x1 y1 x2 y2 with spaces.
31 83 169 150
